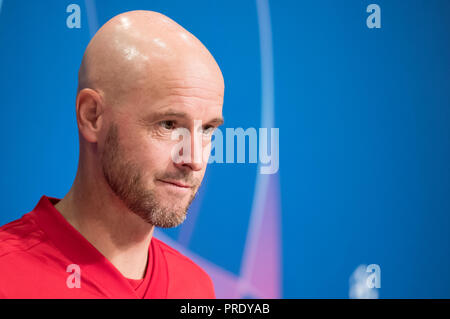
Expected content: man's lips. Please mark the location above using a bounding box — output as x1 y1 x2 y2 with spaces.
157 179 192 188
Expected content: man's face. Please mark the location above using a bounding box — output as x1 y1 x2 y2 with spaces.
100 69 224 228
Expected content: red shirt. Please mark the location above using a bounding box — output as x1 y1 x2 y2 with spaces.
0 196 215 299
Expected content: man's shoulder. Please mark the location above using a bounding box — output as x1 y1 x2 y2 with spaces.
152 236 215 298
0 212 46 259
153 236 207 274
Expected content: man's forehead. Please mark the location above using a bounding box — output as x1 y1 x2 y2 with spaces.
132 71 224 113
151 64 224 93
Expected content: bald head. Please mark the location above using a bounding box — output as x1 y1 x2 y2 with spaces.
78 10 224 107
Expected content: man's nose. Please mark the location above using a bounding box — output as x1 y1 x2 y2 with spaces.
174 132 204 171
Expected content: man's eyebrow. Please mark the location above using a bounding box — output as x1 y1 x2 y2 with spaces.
140 110 186 125
154 110 188 118
146 110 224 126
208 117 225 126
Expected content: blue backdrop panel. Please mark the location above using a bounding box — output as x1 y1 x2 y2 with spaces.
0 0 449 298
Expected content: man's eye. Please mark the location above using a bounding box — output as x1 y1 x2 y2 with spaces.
202 126 215 136
160 120 176 130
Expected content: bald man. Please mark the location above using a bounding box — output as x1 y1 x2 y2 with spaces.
0 10 224 299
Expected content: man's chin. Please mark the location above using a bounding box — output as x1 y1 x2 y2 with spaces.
149 210 188 228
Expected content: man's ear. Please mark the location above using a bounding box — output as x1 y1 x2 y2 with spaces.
76 88 104 143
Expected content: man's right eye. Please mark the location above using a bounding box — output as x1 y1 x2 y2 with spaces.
159 120 176 130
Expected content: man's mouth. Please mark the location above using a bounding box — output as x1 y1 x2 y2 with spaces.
157 179 192 189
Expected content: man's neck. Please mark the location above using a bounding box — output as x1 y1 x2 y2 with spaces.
54 169 154 280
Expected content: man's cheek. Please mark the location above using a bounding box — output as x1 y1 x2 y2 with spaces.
154 140 180 161
202 141 212 164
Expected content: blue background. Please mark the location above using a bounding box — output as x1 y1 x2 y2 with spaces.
0 0 449 298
